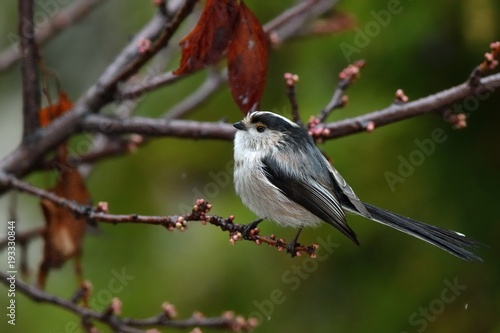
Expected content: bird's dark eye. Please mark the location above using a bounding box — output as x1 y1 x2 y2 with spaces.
256 125 266 133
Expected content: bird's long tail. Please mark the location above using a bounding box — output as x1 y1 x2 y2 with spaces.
343 201 483 262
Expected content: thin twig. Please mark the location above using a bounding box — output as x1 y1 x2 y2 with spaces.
0 270 255 331
8 191 17 222
0 226 43 249
119 71 184 100
264 0 337 35
0 224 43 277
163 69 227 119
316 60 365 123
319 72 500 139
106 0 198 89
0 174 319 256
18 0 41 140
121 314 252 330
36 136 144 172
284 73 302 125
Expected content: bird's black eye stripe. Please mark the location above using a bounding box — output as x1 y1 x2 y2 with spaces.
251 112 295 132
256 124 266 132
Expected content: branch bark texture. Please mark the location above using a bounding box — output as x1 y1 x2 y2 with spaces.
18 0 40 140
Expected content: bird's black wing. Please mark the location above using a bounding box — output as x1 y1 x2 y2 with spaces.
262 155 359 245
328 162 371 218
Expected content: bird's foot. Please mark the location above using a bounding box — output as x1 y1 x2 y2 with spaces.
286 240 302 257
286 228 303 257
241 218 264 240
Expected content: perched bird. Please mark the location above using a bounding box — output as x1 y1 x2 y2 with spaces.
233 111 482 261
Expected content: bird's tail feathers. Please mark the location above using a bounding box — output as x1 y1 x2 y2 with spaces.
343 201 483 262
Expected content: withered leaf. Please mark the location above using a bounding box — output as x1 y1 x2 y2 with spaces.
227 1 268 113
174 0 240 75
37 93 90 289
40 155 89 270
38 145 90 288
38 91 73 128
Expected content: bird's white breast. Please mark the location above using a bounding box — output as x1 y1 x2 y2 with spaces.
233 132 322 228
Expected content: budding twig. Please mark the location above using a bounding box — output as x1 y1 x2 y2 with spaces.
0 173 320 257
284 72 302 125
317 60 366 123
0 270 257 332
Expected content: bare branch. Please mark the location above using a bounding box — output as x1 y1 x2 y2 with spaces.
316 60 366 123
0 2 197 191
106 0 198 88
320 72 500 139
34 136 144 173
0 173 91 214
121 314 253 331
18 0 41 140
0 270 256 332
163 69 227 119
0 174 319 256
0 226 43 250
119 71 184 100
81 115 236 140
284 73 301 125
264 0 338 37
76 73 500 142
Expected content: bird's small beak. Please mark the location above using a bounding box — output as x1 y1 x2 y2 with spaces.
233 121 246 131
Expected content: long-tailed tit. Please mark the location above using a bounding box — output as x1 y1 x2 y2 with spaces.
233 111 482 261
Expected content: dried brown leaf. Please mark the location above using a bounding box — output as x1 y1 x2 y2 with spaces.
227 1 268 113
37 93 90 289
174 0 240 75
38 156 90 289
38 91 73 128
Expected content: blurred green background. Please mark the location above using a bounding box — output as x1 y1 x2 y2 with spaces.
0 0 499 332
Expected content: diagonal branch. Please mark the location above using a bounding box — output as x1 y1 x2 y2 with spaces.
264 0 338 37
320 72 500 139
106 0 198 89
18 0 41 140
119 70 184 100
163 69 227 119
0 1 198 193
